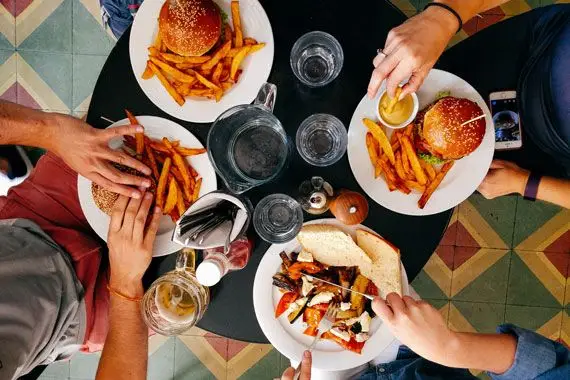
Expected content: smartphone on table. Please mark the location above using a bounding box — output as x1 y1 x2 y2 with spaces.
489 91 523 150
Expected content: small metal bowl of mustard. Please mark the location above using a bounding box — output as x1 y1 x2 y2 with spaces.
375 85 419 129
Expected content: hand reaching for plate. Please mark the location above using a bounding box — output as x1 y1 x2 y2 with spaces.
477 159 529 199
367 6 459 99
281 351 311 380
49 114 152 198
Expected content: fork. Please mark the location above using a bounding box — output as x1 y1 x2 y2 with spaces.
293 303 338 380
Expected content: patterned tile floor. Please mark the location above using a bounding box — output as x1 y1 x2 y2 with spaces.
1 0 569 379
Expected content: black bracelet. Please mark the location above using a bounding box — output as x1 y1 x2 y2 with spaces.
424 2 463 34
523 172 542 201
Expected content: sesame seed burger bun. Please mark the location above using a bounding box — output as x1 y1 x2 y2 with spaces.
422 97 486 160
159 0 222 57
91 164 156 215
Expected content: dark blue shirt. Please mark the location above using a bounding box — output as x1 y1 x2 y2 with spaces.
358 325 569 380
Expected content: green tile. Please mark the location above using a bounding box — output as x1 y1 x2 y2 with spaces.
73 0 115 55
452 301 505 333
0 33 13 50
412 0 430 11
463 193 517 248
38 360 70 379
453 251 511 303
513 196 562 247
426 298 449 310
18 51 72 109
504 305 562 331
149 337 175 380
506 253 562 308
69 352 101 379
0 49 13 65
239 348 287 380
72 54 106 110
18 0 72 53
174 339 217 380
412 269 449 300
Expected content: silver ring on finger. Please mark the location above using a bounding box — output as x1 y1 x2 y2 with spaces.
377 48 387 58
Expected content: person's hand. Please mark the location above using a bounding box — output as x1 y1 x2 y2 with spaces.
281 351 311 380
373 293 459 365
367 6 459 99
49 114 151 198
478 159 529 199
107 192 161 297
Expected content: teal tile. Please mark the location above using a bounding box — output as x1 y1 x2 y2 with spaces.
38 360 70 379
239 348 286 380
412 0 430 10
174 338 218 380
73 0 115 55
451 301 505 333
513 196 562 247
18 0 71 53
72 54 106 110
412 269 449 300
69 352 101 380
149 337 175 380
18 50 72 109
0 49 14 65
505 305 563 334
0 32 13 50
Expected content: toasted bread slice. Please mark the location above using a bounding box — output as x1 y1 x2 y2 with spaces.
297 225 372 267
356 229 402 297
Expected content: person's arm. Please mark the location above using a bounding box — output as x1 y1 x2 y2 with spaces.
477 159 570 209
95 192 161 380
372 294 570 377
0 100 151 197
368 0 510 98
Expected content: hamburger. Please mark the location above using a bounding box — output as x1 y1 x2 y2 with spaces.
92 164 156 215
413 96 486 164
159 0 222 57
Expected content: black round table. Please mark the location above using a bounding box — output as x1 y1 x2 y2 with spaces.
86 0 451 343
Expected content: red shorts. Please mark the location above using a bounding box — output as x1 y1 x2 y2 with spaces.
0 152 109 352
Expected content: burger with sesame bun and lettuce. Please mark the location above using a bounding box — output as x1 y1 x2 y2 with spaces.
413 96 486 164
159 0 227 57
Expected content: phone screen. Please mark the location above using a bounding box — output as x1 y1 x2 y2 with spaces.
491 98 521 143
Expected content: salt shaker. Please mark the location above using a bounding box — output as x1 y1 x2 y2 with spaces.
297 176 334 215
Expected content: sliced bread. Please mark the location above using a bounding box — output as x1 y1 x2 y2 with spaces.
297 225 372 267
356 229 402 297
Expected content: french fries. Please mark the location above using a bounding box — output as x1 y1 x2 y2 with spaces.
156 157 171 209
142 0 264 104
164 177 178 214
365 133 382 178
192 178 202 203
418 162 454 209
363 118 395 165
401 135 427 185
125 109 144 158
384 87 402 114
162 138 194 202
231 1 243 48
420 159 436 181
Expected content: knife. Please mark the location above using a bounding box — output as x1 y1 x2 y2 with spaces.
302 273 375 301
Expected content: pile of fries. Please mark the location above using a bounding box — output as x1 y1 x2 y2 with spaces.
141 0 265 105
123 110 206 222
363 118 454 209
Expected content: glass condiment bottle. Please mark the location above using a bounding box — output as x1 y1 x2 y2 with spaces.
297 176 334 215
195 236 253 286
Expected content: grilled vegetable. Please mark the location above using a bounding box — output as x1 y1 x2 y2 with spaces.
279 251 293 270
287 297 309 324
272 273 297 292
350 274 370 315
275 292 298 318
336 309 358 320
338 267 356 300
288 262 323 280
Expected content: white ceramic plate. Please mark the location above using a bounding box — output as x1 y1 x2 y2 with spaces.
347 69 494 216
77 116 217 257
129 0 275 123
253 219 410 371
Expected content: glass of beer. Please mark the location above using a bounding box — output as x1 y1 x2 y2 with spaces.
141 249 210 336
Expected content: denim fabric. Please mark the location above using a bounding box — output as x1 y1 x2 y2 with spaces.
357 324 569 380
99 0 144 39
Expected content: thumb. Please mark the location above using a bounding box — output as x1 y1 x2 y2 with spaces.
372 297 394 322
489 159 508 169
281 367 295 380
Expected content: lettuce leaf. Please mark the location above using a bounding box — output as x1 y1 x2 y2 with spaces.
435 90 451 100
418 153 446 165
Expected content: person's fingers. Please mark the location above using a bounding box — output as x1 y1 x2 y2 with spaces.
402 295 417 309
385 61 411 99
103 124 144 139
367 55 399 99
105 150 151 176
122 192 144 234
99 163 151 188
144 206 162 248
386 292 406 313
300 350 312 380
109 195 130 232
280 367 294 380
489 159 508 169
133 192 154 241
373 52 387 68
400 70 426 98
88 172 142 198
372 297 394 322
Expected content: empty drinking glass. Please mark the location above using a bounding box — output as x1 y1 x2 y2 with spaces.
296 114 348 166
290 31 344 87
253 194 303 244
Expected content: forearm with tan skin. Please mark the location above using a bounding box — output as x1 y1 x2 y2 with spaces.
0 100 151 197
373 293 516 375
